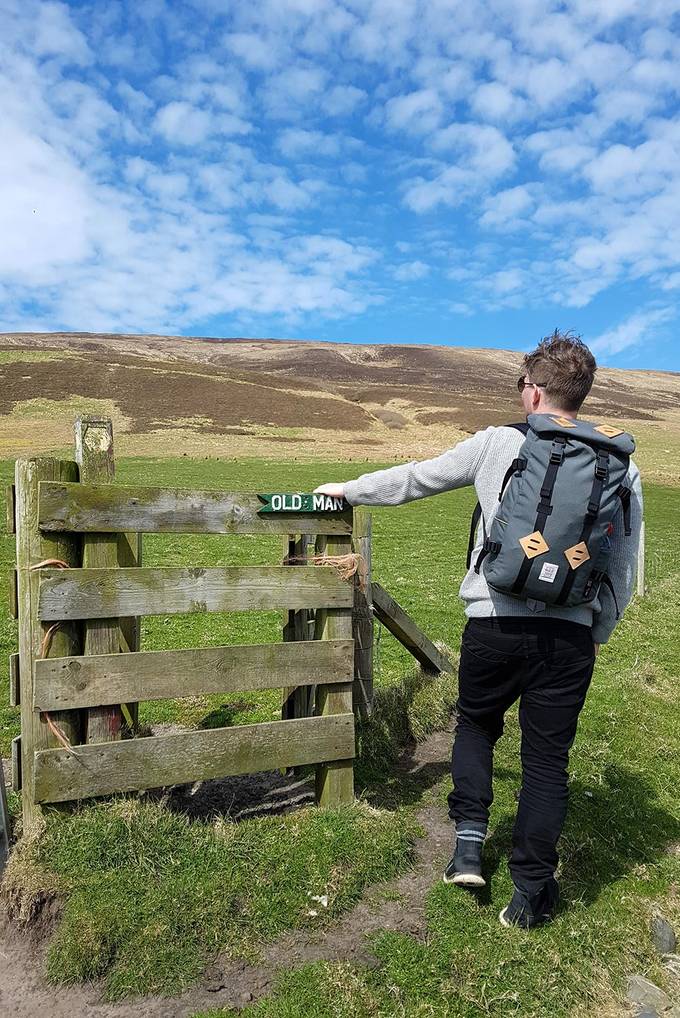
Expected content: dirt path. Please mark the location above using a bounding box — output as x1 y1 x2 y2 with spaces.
0 726 454 1018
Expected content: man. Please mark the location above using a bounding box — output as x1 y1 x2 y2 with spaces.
313 331 642 929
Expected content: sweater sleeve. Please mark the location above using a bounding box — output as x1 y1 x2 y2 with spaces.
342 428 492 507
591 461 643 645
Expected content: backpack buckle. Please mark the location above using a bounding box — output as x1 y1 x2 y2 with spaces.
549 449 564 464
594 450 609 480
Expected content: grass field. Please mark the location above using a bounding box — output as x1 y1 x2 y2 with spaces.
1 455 680 1016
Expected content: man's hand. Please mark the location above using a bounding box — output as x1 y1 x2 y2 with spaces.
594 643 600 656
313 483 345 498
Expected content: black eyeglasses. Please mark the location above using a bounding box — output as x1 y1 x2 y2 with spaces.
517 376 546 393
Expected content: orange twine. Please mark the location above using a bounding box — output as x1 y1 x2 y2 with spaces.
29 559 81 758
284 552 366 583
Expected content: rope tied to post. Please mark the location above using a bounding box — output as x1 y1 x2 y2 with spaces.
29 558 81 759
284 551 366 584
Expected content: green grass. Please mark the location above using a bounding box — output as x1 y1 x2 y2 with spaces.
2 456 680 1015
194 566 680 1017
4 800 418 1000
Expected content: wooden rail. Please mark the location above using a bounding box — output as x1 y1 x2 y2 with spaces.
38 482 352 535
37 565 354 620
33 714 355 803
34 639 354 710
371 581 452 674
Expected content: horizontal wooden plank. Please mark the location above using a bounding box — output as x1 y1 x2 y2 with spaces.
38 482 353 536
9 653 19 707
33 713 355 803
37 566 354 621
34 638 355 710
371 581 453 674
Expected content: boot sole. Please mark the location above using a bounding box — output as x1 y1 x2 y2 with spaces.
443 872 486 887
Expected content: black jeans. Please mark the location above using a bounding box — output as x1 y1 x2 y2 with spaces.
447 616 596 894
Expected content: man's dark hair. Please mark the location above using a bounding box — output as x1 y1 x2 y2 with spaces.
523 329 597 412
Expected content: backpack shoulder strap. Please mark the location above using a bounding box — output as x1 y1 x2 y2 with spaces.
465 422 530 571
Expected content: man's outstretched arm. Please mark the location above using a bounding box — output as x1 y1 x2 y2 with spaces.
315 428 492 507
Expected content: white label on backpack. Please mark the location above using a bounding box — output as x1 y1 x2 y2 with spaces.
539 562 559 583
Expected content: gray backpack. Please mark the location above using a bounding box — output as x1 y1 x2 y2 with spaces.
469 413 635 611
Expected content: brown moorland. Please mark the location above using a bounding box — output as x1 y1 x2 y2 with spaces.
1 332 679 483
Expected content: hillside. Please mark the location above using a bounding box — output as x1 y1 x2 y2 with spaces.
1 332 679 482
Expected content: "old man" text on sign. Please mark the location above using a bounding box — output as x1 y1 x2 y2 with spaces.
257 493 347 513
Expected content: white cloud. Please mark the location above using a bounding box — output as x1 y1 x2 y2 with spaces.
589 307 676 356
480 185 535 228
154 101 214 145
393 260 429 281
2 0 680 345
277 128 342 158
322 84 366 116
384 88 443 134
471 82 526 121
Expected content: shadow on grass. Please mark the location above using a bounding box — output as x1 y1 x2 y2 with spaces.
462 761 680 908
147 665 459 823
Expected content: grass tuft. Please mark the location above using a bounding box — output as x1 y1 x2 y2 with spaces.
7 799 418 1000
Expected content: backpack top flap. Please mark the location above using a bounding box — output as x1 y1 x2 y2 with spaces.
527 413 636 456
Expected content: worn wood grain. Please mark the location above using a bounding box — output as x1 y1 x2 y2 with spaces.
371 581 452 674
15 456 83 832
33 713 356 803
37 565 354 620
5 483 16 534
34 638 354 710
11 736 21 793
8 569 18 619
352 510 373 718
75 417 122 744
117 530 142 732
0 756 9 874
314 533 355 806
38 482 353 536
9 653 19 707
282 533 316 723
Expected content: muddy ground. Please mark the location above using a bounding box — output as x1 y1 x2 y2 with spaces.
0 724 456 1018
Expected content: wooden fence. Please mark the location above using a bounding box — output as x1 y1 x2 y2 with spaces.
7 417 370 832
7 416 452 837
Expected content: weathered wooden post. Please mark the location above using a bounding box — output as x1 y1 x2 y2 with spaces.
74 417 123 743
352 510 373 718
314 532 354 805
282 533 315 721
14 456 83 832
117 530 142 732
0 756 9 873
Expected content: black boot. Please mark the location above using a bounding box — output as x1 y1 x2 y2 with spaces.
443 825 486 887
499 877 559 928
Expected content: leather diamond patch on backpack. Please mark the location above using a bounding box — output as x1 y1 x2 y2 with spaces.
564 541 590 569
594 424 624 438
519 531 550 559
551 416 577 428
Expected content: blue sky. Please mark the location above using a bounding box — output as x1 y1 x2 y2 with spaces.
2 0 680 370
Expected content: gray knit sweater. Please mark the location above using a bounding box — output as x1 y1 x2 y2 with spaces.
343 424 643 645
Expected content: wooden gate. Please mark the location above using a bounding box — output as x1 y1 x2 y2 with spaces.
9 417 367 832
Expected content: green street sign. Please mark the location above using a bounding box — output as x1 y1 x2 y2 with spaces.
257 493 347 513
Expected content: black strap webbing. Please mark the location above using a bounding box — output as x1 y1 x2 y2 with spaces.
600 573 621 618
466 503 483 570
510 436 566 595
466 422 529 573
555 450 610 606
617 484 632 536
